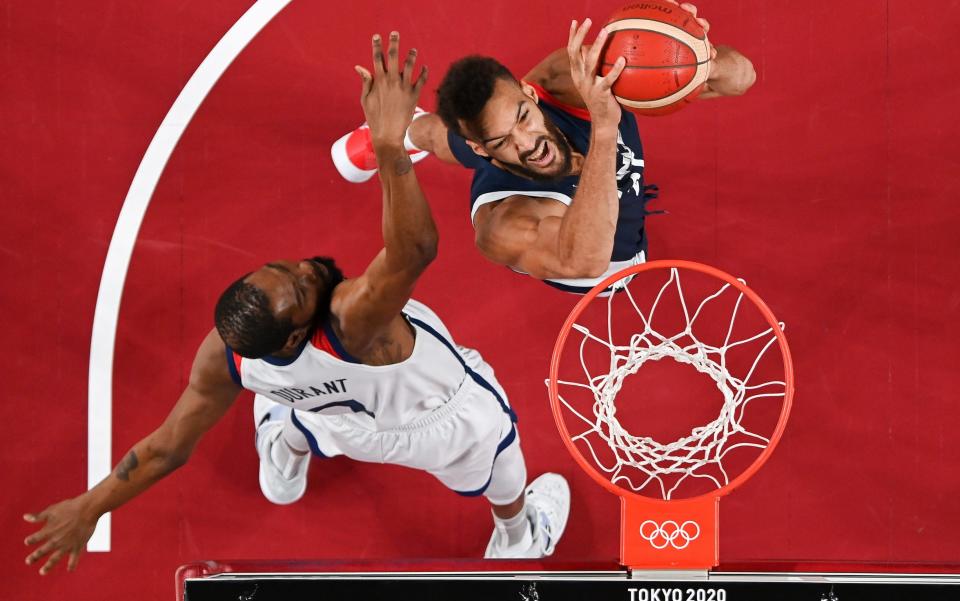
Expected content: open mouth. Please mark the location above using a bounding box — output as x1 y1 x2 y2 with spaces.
525 140 554 168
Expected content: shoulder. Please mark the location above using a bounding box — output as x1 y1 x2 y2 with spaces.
194 329 228 369
328 281 411 355
190 328 239 392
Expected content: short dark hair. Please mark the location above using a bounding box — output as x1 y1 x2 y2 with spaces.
214 275 293 359
436 56 517 139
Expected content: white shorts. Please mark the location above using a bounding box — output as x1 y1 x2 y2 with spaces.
257 347 527 505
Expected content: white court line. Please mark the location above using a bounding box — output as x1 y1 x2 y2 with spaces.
86 0 292 552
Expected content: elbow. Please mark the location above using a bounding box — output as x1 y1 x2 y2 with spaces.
729 58 756 97
422 234 439 264
163 451 190 472
738 66 757 96
563 255 609 279
411 235 438 270
391 231 438 273
419 228 440 265
146 441 191 475
153 449 190 477
709 47 756 97
580 261 609 279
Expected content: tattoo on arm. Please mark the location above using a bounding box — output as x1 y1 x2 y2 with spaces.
393 154 413 176
114 451 139 481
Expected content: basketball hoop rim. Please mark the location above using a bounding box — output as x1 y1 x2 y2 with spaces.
547 259 794 505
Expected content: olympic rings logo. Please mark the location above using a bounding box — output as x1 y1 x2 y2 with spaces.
639 520 701 550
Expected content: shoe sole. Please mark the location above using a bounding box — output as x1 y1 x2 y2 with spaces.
256 422 308 505
258 458 307 505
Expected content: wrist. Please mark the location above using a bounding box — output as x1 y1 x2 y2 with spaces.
373 145 415 177
372 138 407 159
591 122 619 138
72 492 104 522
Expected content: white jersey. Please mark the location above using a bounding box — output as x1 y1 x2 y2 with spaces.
226 299 513 432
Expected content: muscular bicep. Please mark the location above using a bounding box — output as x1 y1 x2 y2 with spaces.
475 198 585 280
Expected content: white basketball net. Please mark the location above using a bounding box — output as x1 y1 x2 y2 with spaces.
554 267 787 500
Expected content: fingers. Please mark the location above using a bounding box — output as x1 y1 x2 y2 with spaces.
370 32 418 83
24 527 50 546
67 550 82 572
24 512 50 546
599 56 626 89
24 510 50 523
567 19 579 53
386 31 399 74
677 2 710 33
402 47 417 82
355 65 372 98
413 65 429 93
371 34 385 75
40 549 66 576
567 18 592 66
26 540 54 566
584 26 609 75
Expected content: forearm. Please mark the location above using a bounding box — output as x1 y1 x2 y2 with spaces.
701 45 756 98
374 144 439 270
555 126 619 274
77 436 188 518
523 47 586 109
407 115 460 165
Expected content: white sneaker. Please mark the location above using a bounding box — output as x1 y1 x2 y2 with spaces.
484 473 570 558
255 405 309 505
330 108 430 183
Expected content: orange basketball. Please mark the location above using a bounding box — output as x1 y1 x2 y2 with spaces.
600 1 711 116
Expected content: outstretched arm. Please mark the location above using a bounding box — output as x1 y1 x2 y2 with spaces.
332 32 438 347
23 329 240 575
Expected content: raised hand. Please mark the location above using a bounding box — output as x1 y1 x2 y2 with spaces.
355 31 428 149
663 1 711 34
663 1 718 63
24 498 98 575
567 19 625 130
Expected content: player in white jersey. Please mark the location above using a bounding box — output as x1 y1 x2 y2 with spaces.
23 32 569 576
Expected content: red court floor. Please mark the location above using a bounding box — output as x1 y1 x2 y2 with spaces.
4 1 959 599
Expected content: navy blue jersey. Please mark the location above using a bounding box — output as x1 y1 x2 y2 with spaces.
448 86 654 293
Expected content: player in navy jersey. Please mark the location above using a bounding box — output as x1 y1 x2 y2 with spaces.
332 3 755 292
23 32 569 576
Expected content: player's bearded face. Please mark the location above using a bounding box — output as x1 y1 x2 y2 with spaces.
507 115 573 181
485 107 573 182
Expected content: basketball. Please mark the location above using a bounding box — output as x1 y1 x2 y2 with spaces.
600 1 712 116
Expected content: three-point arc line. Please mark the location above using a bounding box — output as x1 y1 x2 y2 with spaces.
86 0 292 552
